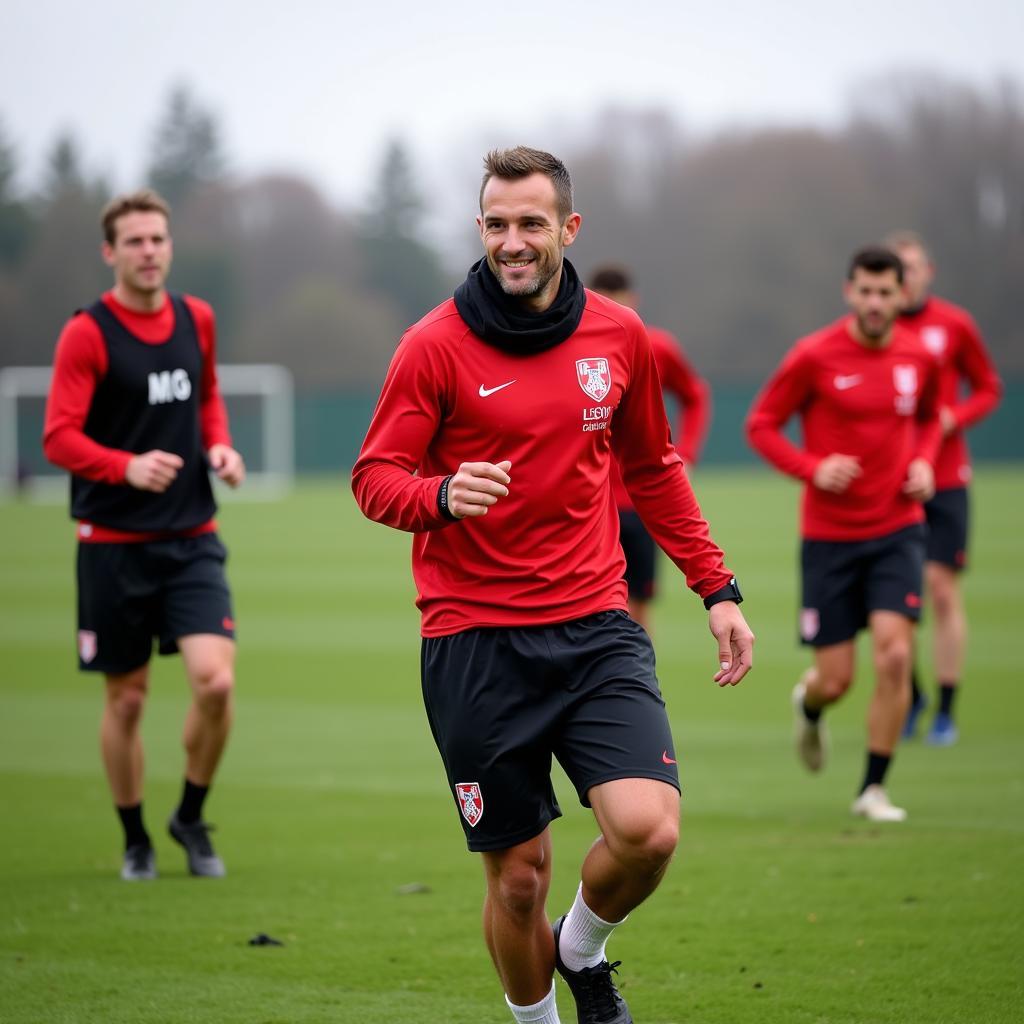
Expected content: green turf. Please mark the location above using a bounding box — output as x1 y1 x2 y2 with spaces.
1 468 1021 1023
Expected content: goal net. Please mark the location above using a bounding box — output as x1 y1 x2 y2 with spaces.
0 364 295 501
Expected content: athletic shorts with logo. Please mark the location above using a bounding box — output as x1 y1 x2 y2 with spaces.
76 532 235 673
618 509 657 601
800 524 925 647
924 486 968 571
420 610 680 852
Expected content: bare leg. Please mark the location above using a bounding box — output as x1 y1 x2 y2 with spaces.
101 666 150 805
926 562 966 686
803 641 856 710
867 611 914 755
481 830 555 1006
178 634 235 785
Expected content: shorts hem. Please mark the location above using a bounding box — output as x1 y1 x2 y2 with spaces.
465 812 560 853
578 769 681 808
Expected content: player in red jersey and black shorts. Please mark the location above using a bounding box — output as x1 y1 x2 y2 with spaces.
43 190 245 882
353 148 754 1024
588 265 711 634
884 232 1003 746
747 246 942 823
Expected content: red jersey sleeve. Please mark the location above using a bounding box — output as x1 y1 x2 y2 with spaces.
611 323 733 599
951 313 1003 431
351 327 456 533
42 314 133 484
184 296 232 450
745 342 820 482
656 335 711 464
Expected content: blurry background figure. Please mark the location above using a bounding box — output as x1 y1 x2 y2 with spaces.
884 232 1003 746
589 266 711 634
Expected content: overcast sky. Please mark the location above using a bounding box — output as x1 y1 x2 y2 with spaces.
2 0 1021 216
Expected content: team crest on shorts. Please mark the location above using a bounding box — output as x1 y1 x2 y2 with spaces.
800 609 820 641
576 358 611 402
455 782 483 827
78 629 97 664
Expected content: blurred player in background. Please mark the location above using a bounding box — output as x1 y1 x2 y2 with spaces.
43 189 244 881
353 146 753 1024
747 246 941 822
588 265 711 633
884 231 1003 746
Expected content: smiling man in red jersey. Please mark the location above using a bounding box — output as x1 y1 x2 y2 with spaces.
883 232 1003 747
589 264 712 634
747 247 942 824
353 147 753 1024
43 190 245 882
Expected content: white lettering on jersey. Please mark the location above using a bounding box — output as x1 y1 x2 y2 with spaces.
148 369 193 405
582 405 612 432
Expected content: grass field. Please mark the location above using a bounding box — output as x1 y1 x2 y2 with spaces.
1 467 1022 1024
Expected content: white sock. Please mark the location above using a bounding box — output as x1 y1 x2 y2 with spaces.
505 983 560 1023
558 883 626 971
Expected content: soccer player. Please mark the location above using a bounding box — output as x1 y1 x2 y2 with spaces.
746 246 941 823
884 231 1003 745
588 265 712 633
352 147 753 1024
43 189 245 881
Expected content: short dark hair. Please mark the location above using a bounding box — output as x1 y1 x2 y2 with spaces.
479 146 574 222
101 189 171 244
847 245 904 284
589 265 633 293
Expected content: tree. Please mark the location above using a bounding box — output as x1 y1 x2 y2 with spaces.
359 139 450 325
0 119 33 268
147 84 226 209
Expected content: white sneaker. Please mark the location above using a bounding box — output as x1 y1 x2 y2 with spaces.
792 679 827 772
851 785 907 822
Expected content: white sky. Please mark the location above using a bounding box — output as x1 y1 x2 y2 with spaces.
2 0 1021 220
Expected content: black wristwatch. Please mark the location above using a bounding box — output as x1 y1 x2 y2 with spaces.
703 576 743 609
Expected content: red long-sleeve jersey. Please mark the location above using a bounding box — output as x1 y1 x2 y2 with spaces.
899 295 1002 491
612 323 711 511
352 291 735 637
746 317 942 541
43 291 231 540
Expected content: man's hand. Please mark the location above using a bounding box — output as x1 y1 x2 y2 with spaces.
939 406 957 437
209 444 246 488
709 602 754 687
902 457 935 503
125 450 184 493
447 460 512 518
812 454 862 494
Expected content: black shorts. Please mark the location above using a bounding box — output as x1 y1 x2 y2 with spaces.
924 487 969 571
420 610 680 852
618 509 657 601
800 524 925 647
76 533 235 674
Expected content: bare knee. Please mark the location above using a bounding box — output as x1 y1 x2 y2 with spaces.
105 670 149 729
607 813 679 877
487 846 549 920
191 664 235 714
816 670 854 703
874 636 912 685
927 565 959 620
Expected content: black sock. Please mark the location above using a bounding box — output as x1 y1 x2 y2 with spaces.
860 751 891 793
117 803 151 850
910 666 923 706
802 700 822 724
938 683 957 717
176 779 210 825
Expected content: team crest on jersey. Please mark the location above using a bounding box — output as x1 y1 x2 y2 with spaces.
78 630 97 664
800 609 819 641
576 358 611 402
455 782 483 828
921 326 947 356
893 364 918 415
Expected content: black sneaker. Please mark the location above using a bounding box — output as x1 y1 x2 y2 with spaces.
168 814 226 877
553 915 633 1024
121 843 157 881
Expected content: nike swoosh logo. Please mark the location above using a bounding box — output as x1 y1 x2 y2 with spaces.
834 374 862 391
662 751 677 765
479 380 517 398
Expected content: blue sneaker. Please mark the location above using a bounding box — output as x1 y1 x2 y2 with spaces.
926 712 959 746
902 694 927 739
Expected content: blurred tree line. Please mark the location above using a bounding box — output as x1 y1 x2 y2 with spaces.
1 73 1021 398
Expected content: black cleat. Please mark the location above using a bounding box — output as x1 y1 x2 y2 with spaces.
168 814 226 877
553 915 633 1024
121 843 157 881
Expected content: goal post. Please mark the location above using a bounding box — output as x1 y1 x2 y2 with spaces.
0 364 295 501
